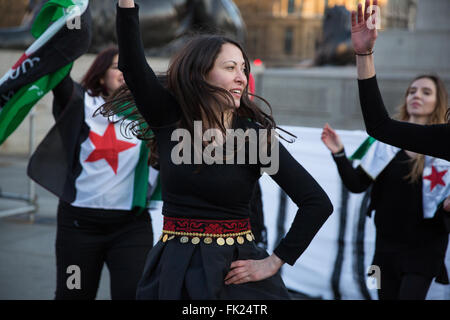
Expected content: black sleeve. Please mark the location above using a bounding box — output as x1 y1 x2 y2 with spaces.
270 142 334 266
358 76 450 161
51 74 74 119
116 4 180 127
331 149 372 193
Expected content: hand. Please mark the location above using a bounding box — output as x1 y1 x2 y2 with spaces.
224 254 284 285
444 196 450 212
321 123 344 154
351 0 378 54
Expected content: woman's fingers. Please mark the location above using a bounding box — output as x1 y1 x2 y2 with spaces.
364 0 371 22
357 3 363 25
351 10 357 27
224 266 247 283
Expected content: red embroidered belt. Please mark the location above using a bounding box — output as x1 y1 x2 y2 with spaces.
160 216 255 245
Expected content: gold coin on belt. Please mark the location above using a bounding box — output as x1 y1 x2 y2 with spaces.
237 236 244 244
204 237 213 244
162 234 168 242
217 237 225 246
168 235 175 241
226 237 234 245
246 233 253 242
191 237 200 245
180 236 189 244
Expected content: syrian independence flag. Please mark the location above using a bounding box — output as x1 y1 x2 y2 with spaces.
0 0 91 145
352 137 450 219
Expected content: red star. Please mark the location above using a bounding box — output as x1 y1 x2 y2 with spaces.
85 123 136 174
423 165 447 191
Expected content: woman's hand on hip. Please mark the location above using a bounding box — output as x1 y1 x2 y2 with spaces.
224 254 284 285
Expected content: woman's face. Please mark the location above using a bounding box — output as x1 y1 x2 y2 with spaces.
101 54 124 96
406 77 437 121
205 43 248 108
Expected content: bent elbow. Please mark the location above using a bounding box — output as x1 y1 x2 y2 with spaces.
324 196 334 217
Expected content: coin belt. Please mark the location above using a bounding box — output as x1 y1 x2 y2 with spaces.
159 229 256 246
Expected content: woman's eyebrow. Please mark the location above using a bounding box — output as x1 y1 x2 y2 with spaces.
222 60 245 65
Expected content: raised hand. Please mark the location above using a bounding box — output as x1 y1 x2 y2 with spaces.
351 0 378 54
321 123 344 154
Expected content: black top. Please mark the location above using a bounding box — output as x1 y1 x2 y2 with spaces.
332 150 448 280
116 5 333 266
358 76 450 161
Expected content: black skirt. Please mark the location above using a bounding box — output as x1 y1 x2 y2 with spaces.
136 236 291 300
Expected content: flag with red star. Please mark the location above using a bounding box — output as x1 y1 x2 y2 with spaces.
422 157 450 219
70 93 153 210
357 139 449 219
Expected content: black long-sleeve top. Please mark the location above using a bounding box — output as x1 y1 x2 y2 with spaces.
358 76 450 161
332 149 448 280
116 5 333 265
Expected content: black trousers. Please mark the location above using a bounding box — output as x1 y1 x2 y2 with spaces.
55 201 153 300
373 252 433 300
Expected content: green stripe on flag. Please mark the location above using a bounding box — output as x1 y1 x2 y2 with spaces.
349 136 376 160
0 63 72 145
132 142 150 211
31 0 75 38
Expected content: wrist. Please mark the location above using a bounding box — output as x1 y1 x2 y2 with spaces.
355 48 374 56
269 253 284 270
332 147 345 157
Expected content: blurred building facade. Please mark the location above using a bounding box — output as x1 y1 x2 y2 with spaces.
234 0 418 66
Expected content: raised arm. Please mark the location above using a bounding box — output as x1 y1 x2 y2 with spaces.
116 0 179 127
52 74 74 119
351 0 450 161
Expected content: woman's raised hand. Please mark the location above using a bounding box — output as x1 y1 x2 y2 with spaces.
321 123 344 154
351 0 378 54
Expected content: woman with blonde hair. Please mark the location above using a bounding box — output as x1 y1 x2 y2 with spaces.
321 73 449 299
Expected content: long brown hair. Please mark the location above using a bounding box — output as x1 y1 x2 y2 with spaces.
81 47 119 97
99 35 294 165
394 74 448 182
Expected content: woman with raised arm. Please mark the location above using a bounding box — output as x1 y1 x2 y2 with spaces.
351 0 450 161
322 117 449 299
28 47 155 300
105 0 333 299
